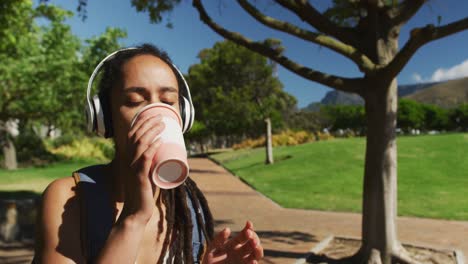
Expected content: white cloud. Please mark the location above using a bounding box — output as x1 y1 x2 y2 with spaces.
430 59 468 82
411 59 468 83
412 73 423 83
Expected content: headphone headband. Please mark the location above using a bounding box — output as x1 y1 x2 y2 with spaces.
86 46 194 135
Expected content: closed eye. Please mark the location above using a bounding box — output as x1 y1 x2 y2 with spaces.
161 100 175 106
125 100 144 107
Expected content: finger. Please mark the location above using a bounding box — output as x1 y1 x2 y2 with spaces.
245 220 254 230
251 237 264 260
132 138 162 177
131 124 165 165
243 253 260 263
211 228 231 251
235 238 256 258
227 225 252 249
129 115 164 143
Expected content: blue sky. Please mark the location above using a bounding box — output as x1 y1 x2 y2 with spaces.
37 0 468 108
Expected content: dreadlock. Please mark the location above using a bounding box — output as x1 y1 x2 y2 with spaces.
97 44 214 263
153 179 214 264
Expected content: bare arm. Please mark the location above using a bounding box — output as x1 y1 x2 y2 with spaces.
34 177 85 263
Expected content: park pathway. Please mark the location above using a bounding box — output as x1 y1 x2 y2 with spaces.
189 157 468 264
0 157 466 263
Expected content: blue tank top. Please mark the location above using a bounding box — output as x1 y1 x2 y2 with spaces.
74 165 205 263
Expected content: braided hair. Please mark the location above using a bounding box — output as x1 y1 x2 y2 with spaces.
97 44 215 263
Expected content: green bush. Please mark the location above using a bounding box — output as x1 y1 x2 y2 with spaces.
15 128 57 166
47 137 114 162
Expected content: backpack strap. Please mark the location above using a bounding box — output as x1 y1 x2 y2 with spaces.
73 165 114 263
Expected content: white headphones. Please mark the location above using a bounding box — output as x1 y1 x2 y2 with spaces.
85 47 195 137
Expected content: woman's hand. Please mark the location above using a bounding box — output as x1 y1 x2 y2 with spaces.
203 221 264 264
120 113 165 224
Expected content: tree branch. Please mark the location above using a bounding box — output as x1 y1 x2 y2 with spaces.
274 0 358 48
389 0 427 26
192 0 364 94
237 0 376 73
384 17 468 80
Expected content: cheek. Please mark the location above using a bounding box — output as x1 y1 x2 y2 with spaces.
110 100 135 139
117 106 137 131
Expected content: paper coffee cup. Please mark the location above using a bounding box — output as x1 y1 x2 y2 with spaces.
131 103 189 189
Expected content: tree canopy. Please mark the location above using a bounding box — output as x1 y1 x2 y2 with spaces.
187 40 296 139
0 1 127 168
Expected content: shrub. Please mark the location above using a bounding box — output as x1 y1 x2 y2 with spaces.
316 131 334 141
47 137 114 162
232 130 324 150
15 128 57 166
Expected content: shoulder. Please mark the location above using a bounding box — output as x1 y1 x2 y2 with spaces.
34 176 83 263
39 176 79 240
42 176 77 204
39 176 79 229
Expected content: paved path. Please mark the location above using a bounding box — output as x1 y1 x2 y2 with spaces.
1 157 467 263
189 158 468 264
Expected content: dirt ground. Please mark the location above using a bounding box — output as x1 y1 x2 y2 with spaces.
306 237 457 264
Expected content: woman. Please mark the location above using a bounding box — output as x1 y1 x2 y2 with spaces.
33 44 263 263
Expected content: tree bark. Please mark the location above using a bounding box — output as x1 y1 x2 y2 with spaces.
0 121 18 170
265 117 273 164
360 78 399 264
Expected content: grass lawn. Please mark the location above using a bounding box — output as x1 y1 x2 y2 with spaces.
0 159 101 194
210 133 468 221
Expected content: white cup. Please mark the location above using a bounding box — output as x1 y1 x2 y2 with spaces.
130 103 189 189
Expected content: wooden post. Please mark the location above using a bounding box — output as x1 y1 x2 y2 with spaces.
265 117 274 164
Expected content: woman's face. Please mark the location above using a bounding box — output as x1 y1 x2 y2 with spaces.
110 54 180 155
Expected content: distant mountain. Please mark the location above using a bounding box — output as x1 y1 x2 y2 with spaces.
398 81 439 97
302 77 468 111
321 90 364 105
406 77 468 108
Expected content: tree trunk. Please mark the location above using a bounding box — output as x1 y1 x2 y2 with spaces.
361 78 399 264
356 79 417 264
265 117 273 164
0 121 18 170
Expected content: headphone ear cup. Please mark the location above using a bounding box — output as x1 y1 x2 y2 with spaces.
180 96 193 133
92 95 106 137
179 96 186 131
86 101 95 133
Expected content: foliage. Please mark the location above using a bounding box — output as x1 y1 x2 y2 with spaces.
0 3 81 125
318 100 461 133
0 2 127 167
397 99 425 131
321 104 366 132
187 41 296 139
232 130 327 150
14 121 57 166
212 133 468 220
422 104 449 131
285 110 328 132
449 103 468 130
46 136 114 162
